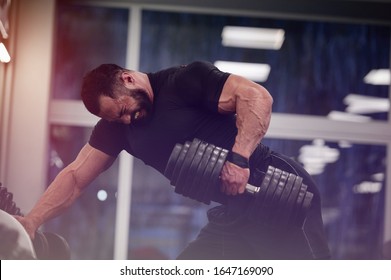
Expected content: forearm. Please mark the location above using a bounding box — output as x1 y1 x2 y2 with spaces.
232 86 273 158
25 167 83 230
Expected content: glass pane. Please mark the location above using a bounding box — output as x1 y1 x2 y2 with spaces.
44 125 120 260
262 137 386 259
140 10 390 121
52 2 129 100
128 158 214 259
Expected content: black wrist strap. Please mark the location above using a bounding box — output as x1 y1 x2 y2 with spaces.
227 151 249 168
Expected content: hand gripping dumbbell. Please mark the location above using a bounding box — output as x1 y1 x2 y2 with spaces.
164 138 314 228
0 183 71 259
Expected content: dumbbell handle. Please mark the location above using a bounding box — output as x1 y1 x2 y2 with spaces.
171 183 260 195
245 184 261 195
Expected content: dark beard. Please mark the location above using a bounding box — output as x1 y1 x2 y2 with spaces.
129 88 153 125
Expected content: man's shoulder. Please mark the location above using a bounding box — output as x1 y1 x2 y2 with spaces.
89 119 128 157
180 60 215 71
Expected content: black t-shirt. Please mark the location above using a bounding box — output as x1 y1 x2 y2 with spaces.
89 61 238 173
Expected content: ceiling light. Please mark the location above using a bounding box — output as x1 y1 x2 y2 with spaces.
214 61 270 82
364 69 390 85
0 42 10 63
221 26 285 50
343 94 389 114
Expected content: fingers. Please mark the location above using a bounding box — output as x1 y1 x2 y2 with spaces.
13 215 36 240
220 161 250 196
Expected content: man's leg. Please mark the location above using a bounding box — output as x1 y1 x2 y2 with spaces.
267 151 331 259
177 206 258 260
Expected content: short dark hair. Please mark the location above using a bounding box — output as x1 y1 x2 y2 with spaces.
81 64 126 115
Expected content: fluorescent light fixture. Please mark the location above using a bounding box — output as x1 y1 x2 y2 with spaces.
298 139 339 175
214 61 270 82
327 111 371 122
364 69 390 85
371 172 385 182
338 140 352 149
221 26 285 50
343 94 389 114
353 181 382 194
0 42 10 63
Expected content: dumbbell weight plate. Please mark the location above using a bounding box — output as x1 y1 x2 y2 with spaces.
281 175 303 226
5 201 17 215
164 143 183 180
290 183 307 227
296 191 313 227
189 143 215 202
0 192 12 211
270 173 296 227
247 166 275 224
265 170 289 225
263 168 282 206
199 146 222 204
43 232 71 260
0 187 8 209
256 168 282 224
269 171 289 211
171 142 191 193
175 138 202 195
208 148 229 203
32 231 49 260
3 195 14 213
181 140 208 197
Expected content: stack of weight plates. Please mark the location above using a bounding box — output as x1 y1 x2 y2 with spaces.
164 138 313 228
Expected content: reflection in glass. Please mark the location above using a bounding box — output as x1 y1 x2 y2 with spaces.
128 158 213 259
140 10 390 120
263 138 386 259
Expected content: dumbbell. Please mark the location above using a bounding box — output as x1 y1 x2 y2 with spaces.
0 184 22 216
164 138 313 228
0 183 71 259
33 231 71 260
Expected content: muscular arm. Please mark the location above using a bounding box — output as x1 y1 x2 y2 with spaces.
218 74 273 195
218 74 273 157
16 143 116 238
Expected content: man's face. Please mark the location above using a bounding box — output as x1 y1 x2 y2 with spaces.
98 88 153 125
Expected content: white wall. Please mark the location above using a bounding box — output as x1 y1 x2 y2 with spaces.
3 0 55 213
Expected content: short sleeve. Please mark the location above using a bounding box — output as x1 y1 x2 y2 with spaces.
88 119 128 157
175 61 230 112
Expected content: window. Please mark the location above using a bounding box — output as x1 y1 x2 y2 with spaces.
140 10 390 121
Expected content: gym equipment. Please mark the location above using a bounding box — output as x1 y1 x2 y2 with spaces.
0 184 22 216
0 183 71 259
32 231 71 260
0 209 36 259
164 138 313 228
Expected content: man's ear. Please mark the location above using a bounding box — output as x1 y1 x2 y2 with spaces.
121 71 134 85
